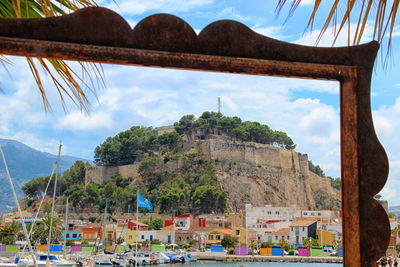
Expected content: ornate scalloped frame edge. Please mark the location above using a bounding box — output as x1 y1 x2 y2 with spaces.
0 7 390 266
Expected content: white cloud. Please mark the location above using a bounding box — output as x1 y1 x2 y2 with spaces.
57 111 113 131
381 188 397 201
298 0 315 6
373 115 394 137
253 26 286 39
294 22 375 47
106 0 214 16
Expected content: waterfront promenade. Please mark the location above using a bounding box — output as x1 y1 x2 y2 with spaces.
192 253 343 264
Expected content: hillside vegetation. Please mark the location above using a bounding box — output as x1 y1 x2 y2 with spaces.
23 112 339 214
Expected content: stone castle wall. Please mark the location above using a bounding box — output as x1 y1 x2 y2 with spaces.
198 135 309 177
85 163 140 185
84 134 339 211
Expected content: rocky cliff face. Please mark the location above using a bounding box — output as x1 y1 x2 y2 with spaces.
86 132 340 211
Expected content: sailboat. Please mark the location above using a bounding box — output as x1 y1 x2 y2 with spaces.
2 143 74 267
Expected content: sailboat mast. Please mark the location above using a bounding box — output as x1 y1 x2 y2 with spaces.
0 147 37 267
103 199 107 249
135 192 139 267
48 143 62 255
63 197 69 253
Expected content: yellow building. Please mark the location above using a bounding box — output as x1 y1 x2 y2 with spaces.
232 227 258 245
316 229 335 246
205 229 232 245
123 229 139 245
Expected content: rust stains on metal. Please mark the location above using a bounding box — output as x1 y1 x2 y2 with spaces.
0 7 390 266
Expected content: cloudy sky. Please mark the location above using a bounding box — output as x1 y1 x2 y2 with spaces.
1 1 400 205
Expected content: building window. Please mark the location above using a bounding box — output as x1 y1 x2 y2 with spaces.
141 235 144 240
209 235 214 240
129 235 132 240
178 237 182 241
318 213 321 216
311 213 315 216
287 236 289 240
303 212 307 215
275 236 278 240
275 211 280 215
66 233 70 238
73 234 77 238
302 227 305 231
187 236 189 240
216 235 221 240
236 230 240 235
302 237 305 241
267 211 271 215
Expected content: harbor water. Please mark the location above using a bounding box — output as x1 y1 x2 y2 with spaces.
174 262 342 266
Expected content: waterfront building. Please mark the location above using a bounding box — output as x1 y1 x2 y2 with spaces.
105 227 117 245
266 228 290 244
232 226 258 245
197 214 231 228
204 228 232 245
390 216 398 230
175 230 196 245
316 229 336 246
122 229 138 245
137 230 158 243
245 204 297 228
289 220 317 245
295 209 340 224
154 230 173 244
165 213 193 230
128 219 148 231
81 227 102 242
62 230 82 241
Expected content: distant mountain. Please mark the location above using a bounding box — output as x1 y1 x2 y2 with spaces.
0 139 89 213
389 205 400 216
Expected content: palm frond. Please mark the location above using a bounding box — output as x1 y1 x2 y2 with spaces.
276 0 400 56
0 0 102 112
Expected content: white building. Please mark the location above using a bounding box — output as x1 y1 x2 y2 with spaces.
245 204 297 228
295 209 339 223
138 230 158 242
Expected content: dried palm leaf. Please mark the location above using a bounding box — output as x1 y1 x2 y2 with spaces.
276 0 399 58
0 0 103 112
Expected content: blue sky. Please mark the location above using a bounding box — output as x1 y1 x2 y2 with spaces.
1 0 400 205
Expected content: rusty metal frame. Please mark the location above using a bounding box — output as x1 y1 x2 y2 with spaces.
0 7 389 266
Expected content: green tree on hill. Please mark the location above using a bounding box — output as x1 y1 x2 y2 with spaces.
143 218 164 230
174 112 296 150
308 160 325 177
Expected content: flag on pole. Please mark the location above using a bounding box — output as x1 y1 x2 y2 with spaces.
137 193 153 210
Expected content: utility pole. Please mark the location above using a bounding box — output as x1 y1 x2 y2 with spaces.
172 210 176 251
218 97 221 113
63 197 69 253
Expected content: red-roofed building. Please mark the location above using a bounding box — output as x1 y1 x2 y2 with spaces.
127 219 148 231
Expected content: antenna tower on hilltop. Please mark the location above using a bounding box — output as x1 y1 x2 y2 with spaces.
218 97 221 113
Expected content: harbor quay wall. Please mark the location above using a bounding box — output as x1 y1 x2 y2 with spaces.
192 254 343 264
